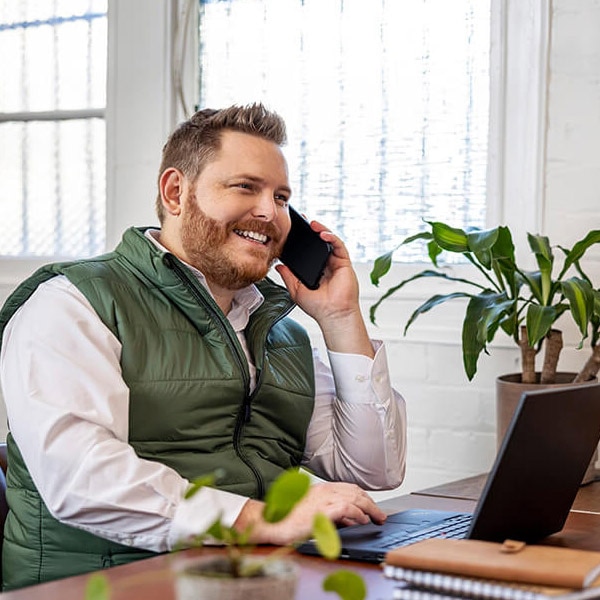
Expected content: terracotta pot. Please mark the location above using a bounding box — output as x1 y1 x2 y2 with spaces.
176 556 298 600
496 372 599 484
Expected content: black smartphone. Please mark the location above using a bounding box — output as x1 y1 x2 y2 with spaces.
279 206 333 290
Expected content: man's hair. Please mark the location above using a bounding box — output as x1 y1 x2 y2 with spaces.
155 103 287 222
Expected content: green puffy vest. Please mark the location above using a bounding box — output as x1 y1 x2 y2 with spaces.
0 227 315 590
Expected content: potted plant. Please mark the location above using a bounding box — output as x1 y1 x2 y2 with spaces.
369 221 600 457
85 468 366 600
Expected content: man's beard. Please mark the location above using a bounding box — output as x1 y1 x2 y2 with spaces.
180 196 284 290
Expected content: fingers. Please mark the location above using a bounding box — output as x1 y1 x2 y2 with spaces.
308 220 350 260
306 482 387 526
273 263 300 295
244 482 386 546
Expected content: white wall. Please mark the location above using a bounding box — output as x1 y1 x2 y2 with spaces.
1 0 600 500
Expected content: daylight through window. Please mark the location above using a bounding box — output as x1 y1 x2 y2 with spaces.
0 2 107 258
199 0 490 262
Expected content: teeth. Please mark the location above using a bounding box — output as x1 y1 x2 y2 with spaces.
234 229 268 244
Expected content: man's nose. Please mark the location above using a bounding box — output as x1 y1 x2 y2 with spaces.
251 192 277 220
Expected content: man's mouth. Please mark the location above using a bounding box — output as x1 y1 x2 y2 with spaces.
233 229 270 245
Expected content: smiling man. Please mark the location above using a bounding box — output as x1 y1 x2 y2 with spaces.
0 104 407 590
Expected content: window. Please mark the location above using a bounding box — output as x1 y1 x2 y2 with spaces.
0 1 107 258
198 0 490 262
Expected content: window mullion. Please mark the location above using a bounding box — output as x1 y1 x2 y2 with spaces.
0 108 105 123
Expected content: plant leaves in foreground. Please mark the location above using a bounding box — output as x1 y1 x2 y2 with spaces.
323 569 367 600
312 512 341 559
84 573 111 600
262 469 310 523
184 468 225 499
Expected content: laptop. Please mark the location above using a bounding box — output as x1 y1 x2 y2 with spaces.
297 383 600 563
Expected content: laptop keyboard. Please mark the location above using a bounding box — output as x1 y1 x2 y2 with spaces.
379 513 472 549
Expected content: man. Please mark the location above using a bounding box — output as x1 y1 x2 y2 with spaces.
0 104 406 589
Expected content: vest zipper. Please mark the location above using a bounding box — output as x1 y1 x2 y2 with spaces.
163 254 251 392
163 253 289 498
240 299 295 498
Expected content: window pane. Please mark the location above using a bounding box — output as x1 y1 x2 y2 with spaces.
0 1 106 112
199 0 490 262
0 1 107 258
0 119 106 256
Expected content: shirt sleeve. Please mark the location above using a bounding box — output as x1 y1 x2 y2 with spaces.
302 342 407 490
0 276 248 553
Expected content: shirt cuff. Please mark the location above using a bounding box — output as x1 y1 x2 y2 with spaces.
168 486 248 549
327 340 393 404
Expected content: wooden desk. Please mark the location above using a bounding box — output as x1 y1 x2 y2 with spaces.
0 494 466 600
414 472 600 514
3 481 600 599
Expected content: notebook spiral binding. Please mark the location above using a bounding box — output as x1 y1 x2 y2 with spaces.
385 565 550 600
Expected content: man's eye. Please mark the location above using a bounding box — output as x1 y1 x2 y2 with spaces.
236 183 253 190
275 195 289 207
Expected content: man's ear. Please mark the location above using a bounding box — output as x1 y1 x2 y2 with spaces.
159 168 184 216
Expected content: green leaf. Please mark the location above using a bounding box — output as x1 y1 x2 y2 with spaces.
475 295 514 345
594 289 600 319
521 271 544 304
206 518 228 541
369 251 394 286
370 231 434 286
263 469 310 523
561 277 594 342
369 270 486 325
492 226 516 260
402 230 434 245
527 233 554 303
322 569 367 600
462 293 498 380
526 304 559 347
430 221 469 253
591 291 600 346
85 574 111 600
184 469 225 499
466 227 500 253
312 512 341 560
473 247 493 270
561 230 600 275
404 293 473 335
527 232 553 264
468 227 500 269
492 226 517 291
427 239 443 266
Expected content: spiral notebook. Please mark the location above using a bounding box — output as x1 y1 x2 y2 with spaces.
297 383 600 563
384 538 600 600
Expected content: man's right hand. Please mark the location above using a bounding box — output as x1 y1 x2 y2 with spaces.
233 482 387 546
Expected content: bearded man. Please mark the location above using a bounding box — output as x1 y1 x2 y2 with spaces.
0 104 406 590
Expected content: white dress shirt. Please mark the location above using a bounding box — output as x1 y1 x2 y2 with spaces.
0 247 406 553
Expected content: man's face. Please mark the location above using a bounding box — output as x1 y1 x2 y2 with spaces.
179 130 292 290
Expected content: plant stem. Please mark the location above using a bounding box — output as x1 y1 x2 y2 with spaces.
464 254 504 293
540 329 563 384
573 344 600 383
519 326 537 383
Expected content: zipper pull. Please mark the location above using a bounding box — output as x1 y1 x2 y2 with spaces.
244 402 252 422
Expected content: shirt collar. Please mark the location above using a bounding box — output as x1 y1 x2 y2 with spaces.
144 229 264 326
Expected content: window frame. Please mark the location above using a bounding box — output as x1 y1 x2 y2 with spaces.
0 0 549 295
